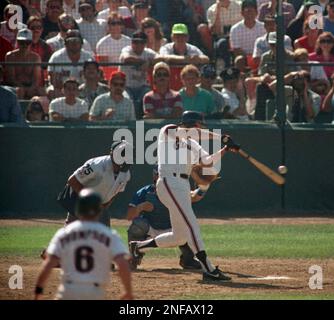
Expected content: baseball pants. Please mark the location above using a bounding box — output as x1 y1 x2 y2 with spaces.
55 282 106 300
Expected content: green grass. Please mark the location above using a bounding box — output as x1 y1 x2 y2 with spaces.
1 224 334 259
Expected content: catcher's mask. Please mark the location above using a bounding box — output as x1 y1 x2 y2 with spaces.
75 188 102 218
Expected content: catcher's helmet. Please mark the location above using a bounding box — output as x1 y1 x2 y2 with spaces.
75 188 102 218
180 111 205 127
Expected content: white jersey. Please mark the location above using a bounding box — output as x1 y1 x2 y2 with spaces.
73 155 131 204
47 221 128 286
157 124 209 177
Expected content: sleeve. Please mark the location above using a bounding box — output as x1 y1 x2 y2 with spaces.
119 46 132 61
128 186 148 207
159 44 169 56
311 92 321 116
143 94 154 114
47 52 56 73
189 139 209 164
73 160 98 184
48 99 58 114
284 36 293 51
253 38 261 58
107 171 130 201
206 6 215 27
89 96 103 116
46 229 64 258
110 229 129 260
128 99 136 121
206 91 215 114
229 26 239 50
81 100 89 114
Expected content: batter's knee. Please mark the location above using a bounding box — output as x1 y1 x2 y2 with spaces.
127 217 150 242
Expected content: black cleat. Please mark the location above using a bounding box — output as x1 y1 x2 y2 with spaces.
179 255 202 270
203 267 231 282
129 242 144 270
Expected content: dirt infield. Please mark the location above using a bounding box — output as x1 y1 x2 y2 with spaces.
1 256 333 300
1 218 334 300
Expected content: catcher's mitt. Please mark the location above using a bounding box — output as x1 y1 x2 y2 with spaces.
191 165 220 187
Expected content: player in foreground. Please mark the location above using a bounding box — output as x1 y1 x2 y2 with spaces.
130 111 240 281
34 189 133 300
127 165 213 270
57 140 132 226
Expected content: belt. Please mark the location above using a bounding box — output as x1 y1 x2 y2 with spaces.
172 173 189 179
66 280 100 287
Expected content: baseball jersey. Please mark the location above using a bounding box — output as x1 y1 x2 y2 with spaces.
73 156 131 204
47 221 128 285
158 124 209 177
129 184 171 230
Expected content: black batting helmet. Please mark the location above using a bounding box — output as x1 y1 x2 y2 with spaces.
75 188 102 218
179 111 205 128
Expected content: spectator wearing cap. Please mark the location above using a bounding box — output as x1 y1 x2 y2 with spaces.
97 0 131 21
120 31 162 118
41 0 64 40
49 78 89 121
199 64 225 114
230 0 266 58
0 66 23 124
252 14 292 67
0 4 27 47
286 0 318 44
76 0 108 51
89 71 136 121
123 0 151 37
143 62 183 119
220 67 249 120
46 13 93 53
323 0 334 35
253 32 296 119
159 23 209 66
79 60 109 109
96 12 131 63
179 64 215 115
48 29 94 87
5 28 45 100
258 0 295 30
198 0 242 62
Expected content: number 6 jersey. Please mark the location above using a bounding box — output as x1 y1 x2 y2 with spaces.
47 221 129 285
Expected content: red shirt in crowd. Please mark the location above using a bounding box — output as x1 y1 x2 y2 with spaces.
0 35 13 62
309 52 334 79
295 36 315 54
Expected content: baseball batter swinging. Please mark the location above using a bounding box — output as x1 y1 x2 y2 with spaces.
130 111 240 281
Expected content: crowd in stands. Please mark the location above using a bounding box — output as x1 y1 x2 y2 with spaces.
0 0 334 124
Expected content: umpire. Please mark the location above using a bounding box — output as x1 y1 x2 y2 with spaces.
57 140 132 226
127 165 207 270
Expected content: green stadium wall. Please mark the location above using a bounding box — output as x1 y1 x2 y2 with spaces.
1 121 334 219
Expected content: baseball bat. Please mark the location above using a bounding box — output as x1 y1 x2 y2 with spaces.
238 149 285 185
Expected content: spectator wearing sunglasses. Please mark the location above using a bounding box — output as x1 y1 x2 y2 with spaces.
309 32 334 79
96 12 131 63
77 0 108 51
143 62 183 119
42 0 64 40
89 71 136 121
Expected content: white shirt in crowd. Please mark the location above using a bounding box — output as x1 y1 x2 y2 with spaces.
96 34 131 62
221 87 250 121
46 33 93 54
207 1 242 35
253 33 292 59
157 124 210 177
49 97 89 120
230 19 266 55
47 221 128 286
120 46 157 88
48 48 94 83
97 6 132 21
159 42 204 56
73 155 131 204
76 18 108 52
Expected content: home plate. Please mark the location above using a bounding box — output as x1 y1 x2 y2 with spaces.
254 276 292 280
